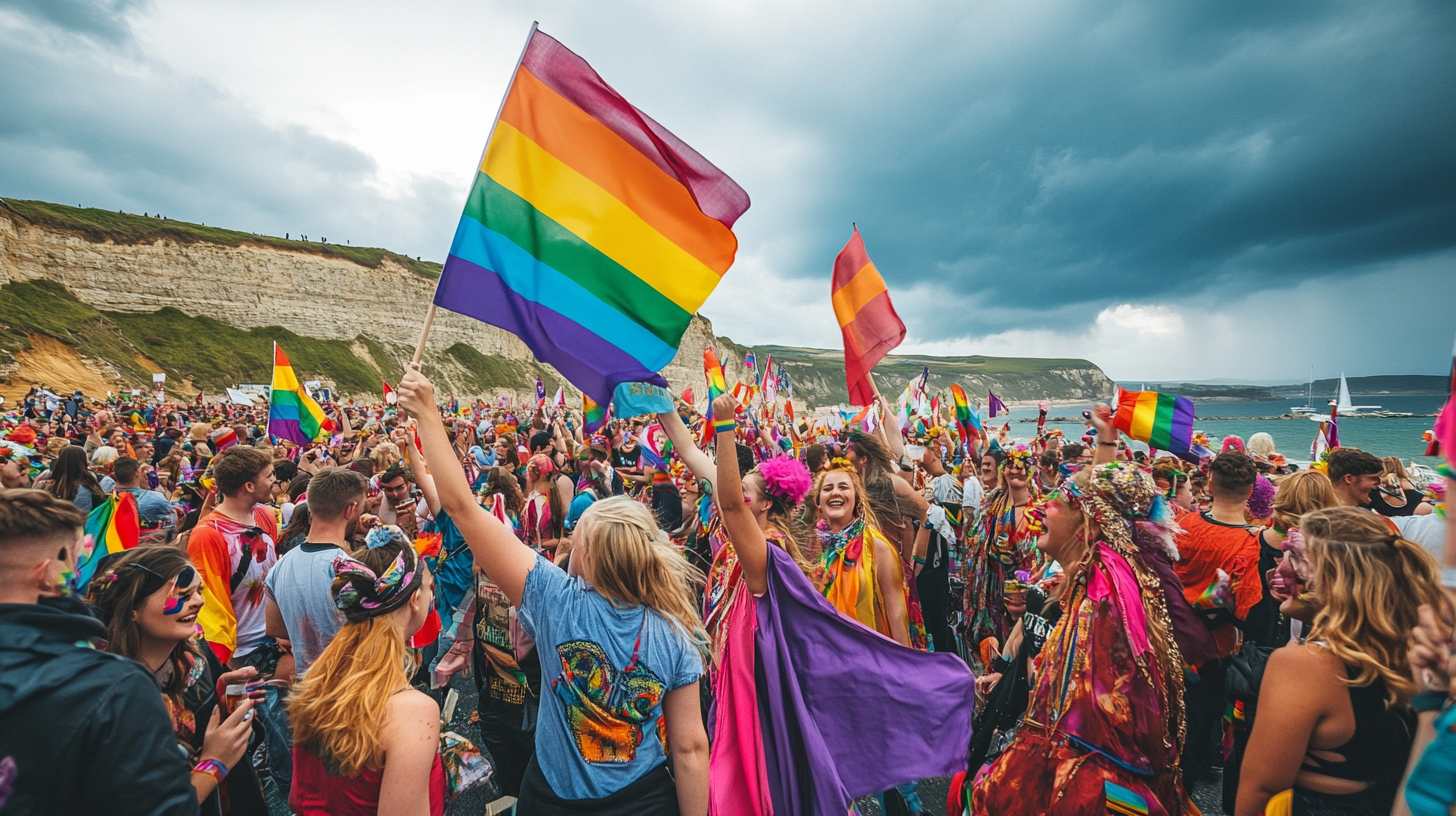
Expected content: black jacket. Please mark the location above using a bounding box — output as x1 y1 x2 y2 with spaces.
0 597 199 816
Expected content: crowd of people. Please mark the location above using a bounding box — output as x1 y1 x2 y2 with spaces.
0 372 1453 816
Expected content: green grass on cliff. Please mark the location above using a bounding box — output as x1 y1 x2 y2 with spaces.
0 280 385 394
2 199 443 280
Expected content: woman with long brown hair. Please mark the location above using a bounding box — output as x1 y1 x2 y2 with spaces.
89 547 266 814
44 445 106 512
287 535 442 815
1237 507 1443 816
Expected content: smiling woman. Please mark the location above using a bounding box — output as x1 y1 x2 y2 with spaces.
89 546 269 813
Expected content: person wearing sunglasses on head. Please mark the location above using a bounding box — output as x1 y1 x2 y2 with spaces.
90 547 268 814
0 488 200 815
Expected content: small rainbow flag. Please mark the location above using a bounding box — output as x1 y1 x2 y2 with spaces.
583 393 607 433
432 27 749 406
268 343 329 445
76 492 140 591
209 427 238 452
950 383 982 447
703 348 728 421
1113 387 1197 463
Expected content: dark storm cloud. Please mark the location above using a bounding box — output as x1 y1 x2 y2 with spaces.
792 2 1456 338
0 2 459 258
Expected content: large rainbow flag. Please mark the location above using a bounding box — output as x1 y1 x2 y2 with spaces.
268 343 329 445
1113 388 1198 462
75 492 140 591
433 28 750 405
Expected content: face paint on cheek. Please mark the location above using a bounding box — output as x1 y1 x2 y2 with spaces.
163 594 187 615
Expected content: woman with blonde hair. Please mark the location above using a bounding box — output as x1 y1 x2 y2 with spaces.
1364 456 1433 517
1237 507 1442 816
707 393 972 816
398 366 708 816
803 458 922 647
287 533 442 815
368 441 402 474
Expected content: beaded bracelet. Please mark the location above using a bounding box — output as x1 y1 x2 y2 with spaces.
193 758 229 785
713 420 737 436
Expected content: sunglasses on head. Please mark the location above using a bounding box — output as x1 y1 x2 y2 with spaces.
126 563 198 601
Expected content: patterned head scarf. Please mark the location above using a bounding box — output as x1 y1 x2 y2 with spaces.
331 543 423 623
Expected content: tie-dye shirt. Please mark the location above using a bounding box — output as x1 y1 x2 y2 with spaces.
518 555 703 799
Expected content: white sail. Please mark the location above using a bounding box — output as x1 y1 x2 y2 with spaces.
1336 372 1381 414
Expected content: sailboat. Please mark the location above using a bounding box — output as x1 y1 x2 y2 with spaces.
1331 373 1413 417
1290 367 1318 416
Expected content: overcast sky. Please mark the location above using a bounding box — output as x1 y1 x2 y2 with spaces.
2 0 1453 383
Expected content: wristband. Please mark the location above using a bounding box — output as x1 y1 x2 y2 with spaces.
1097 441 1117 447
912 556 926 565
1442 567 1456 590
1412 690 1448 713
193 758 229 784
713 420 736 436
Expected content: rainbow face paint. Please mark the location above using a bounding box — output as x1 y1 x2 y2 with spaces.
162 566 199 616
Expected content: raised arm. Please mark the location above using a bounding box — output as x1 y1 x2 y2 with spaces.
394 426 440 517
1089 404 1120 466
712 394 769 595
397 366 536 605
868 373 909 466
657 409 717 492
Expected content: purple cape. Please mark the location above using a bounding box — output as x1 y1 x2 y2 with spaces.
754 546 976 815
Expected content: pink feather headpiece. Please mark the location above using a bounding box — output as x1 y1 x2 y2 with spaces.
757 455 812 505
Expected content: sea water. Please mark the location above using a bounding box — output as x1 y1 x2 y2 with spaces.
995 394 1446 462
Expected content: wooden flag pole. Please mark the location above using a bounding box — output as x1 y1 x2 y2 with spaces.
411 20 541 368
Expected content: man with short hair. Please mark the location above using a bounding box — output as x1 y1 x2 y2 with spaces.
1326 447 1384 507
0 488 201 815
375 464 420 538
187 446 279 665
264 467 367 677
1174 450 1264 786
112 456 175 532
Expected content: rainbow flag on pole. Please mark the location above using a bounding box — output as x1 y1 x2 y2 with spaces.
1113 388 1198 462
75 492 140 591
268 343 329 445
432 27 750 405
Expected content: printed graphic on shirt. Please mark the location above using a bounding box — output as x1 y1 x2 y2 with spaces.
552 640 665 763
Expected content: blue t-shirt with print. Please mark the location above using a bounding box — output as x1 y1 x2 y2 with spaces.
431 509 476 629
518 555 703 799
